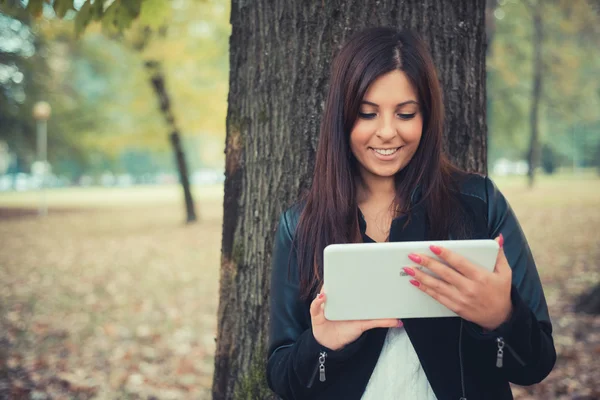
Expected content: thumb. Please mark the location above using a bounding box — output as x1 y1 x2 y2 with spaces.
310 293 326 324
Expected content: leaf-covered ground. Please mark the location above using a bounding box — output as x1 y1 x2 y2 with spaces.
0 176 599 399
493 176 600 399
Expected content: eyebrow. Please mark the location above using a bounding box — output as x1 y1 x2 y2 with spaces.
361 100 419 107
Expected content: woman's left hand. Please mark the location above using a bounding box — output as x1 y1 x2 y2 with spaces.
403 234 513 331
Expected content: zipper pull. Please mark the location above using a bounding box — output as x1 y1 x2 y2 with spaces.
319 351 327 382
496 337 505 368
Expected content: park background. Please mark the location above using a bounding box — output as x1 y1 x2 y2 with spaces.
0 0 599 399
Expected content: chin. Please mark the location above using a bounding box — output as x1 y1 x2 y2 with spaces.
368 165 403 177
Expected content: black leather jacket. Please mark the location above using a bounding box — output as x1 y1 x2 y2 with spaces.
267 174 556 400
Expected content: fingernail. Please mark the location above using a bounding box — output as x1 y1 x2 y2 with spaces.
408 253 422 263
498 233 504 248
403 267 415 277
317 293 324 299
396 320 403 328
409 279 420 287
429 245 442 255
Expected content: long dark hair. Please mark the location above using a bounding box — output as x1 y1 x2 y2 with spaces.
295 27 465 300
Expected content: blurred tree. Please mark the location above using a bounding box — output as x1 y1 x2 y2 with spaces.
0 6 45 164
214 0 487 398
9 0 230 222
73 0 200 222
0 3 107 179
488 0 600 318
527 0 543 187
540 142 559 174
487 0 600 179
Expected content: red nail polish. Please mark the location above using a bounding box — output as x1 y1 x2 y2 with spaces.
409 280 421 287
408 254 422 264
396 320 404 328
430 245 442 255
317 293 324 299
498 233 504 248
403 267 415 277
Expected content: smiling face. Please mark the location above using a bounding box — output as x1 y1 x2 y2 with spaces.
350 69 423 184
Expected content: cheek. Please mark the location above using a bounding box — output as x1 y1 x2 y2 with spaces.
400 120 423 150
349 122 372 150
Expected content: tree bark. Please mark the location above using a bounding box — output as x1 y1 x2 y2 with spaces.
527 1 543 188
214 1 487 398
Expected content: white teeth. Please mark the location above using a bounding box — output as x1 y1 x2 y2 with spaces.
373 148 399 156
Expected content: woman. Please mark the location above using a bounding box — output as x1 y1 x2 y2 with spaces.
267 27 555 400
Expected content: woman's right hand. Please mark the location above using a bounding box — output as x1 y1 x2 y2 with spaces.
310 292 402 351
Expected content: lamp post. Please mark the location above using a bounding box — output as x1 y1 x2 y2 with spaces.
33 101 51 217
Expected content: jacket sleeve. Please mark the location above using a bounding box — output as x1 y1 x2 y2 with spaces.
465 176 556 385
266 210 368 399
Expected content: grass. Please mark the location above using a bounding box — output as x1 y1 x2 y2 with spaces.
0 175 599 399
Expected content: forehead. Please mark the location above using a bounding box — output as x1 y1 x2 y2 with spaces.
363 70 418 104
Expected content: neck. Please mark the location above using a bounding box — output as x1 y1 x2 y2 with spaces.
356 172 396 206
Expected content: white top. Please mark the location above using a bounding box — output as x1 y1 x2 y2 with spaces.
361 326 438 399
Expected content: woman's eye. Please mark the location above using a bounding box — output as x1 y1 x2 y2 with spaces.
358 112 376 120
398 113 416 120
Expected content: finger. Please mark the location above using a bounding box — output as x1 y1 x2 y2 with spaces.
493 234 511 275
409 266 459 299
428 244 486 281
360 318 401 331
408 253 470 291
310 293 326 321
412 280 463 315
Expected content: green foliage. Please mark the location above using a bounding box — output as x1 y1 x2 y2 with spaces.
75 0 145 38
14 0 170 37
53 0 74 18
101 0 141 34
24 0 43 18
487 0 600 166
137 0 169 27
74 0 94 38
0 0 229 177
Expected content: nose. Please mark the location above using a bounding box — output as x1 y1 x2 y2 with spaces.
376 115 397 140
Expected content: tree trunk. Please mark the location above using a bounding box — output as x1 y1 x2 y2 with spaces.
527 1 543 188
145 60 197 223
214 1 487 398
169 131 197 223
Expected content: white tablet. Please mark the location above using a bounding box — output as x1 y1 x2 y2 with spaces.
323 239 499 320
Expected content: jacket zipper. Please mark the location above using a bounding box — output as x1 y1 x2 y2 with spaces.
307 351 327 388
496 337 505 368
319 351 327 382
496 337 526 368
309 332 524 393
